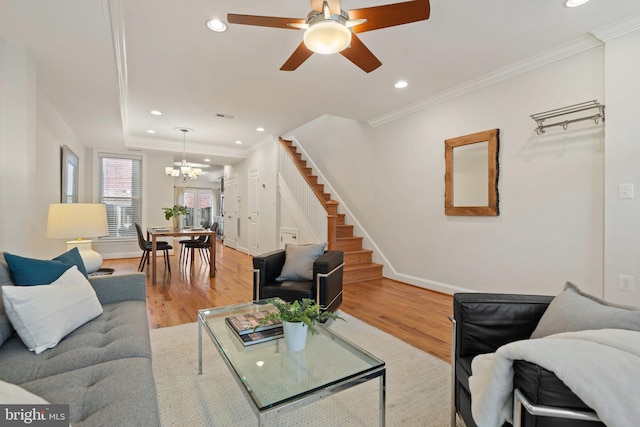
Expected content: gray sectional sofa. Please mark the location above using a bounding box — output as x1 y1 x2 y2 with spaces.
0 254 160 426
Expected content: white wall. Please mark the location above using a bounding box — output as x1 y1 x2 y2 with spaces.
224 137 278 255
36 89 86 257
288 47 606 297
0 39 37 255
0 38 87 258
0 37 222 261
146 152 177 228
602 29 640 306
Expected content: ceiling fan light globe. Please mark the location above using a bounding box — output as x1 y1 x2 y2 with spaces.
564 0 590 7
304 21 351 54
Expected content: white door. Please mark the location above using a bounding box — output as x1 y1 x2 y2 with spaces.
248 169 260 255
224 177 238 249
182 188 214 227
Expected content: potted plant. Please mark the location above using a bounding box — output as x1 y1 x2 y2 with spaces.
162 205 190 230
256 298 343 351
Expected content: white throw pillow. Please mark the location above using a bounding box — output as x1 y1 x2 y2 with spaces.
0 379 49 404
2 266 103 354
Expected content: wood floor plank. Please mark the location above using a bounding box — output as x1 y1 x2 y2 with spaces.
102 242 453 362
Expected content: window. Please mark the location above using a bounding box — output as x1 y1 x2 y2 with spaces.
98 154 142 239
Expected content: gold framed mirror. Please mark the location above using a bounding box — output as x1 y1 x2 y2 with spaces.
445 128 499 216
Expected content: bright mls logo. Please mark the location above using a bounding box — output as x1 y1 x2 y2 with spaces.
1 405 69 426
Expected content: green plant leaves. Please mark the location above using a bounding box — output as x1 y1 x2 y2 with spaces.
162 205 190 220
256 298 343 335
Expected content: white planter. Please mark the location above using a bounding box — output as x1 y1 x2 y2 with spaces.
283 321 308 352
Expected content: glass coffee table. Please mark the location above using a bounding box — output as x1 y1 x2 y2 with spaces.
198 301 386 426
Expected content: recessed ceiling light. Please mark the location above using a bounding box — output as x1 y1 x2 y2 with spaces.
235 140 243 145
256 127 265 132
204 158 211 162
150 110 162 116
146 129 156 134
564 0 590 7
206 19 227 32
394 80 408 89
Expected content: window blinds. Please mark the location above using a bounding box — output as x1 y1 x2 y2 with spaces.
98 154 142 239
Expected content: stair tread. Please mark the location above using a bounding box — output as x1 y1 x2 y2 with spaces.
344 263 383 271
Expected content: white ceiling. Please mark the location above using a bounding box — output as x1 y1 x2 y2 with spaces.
1 0 640 170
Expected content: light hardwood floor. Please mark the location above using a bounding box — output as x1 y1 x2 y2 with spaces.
102 241 453 362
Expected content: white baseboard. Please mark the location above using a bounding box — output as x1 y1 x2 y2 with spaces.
383 271 473 295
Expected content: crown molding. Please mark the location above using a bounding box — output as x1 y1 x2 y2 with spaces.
368 34 602 127
591 12 640 42
247 134 277 153
106 0 129 137
125 136 247 160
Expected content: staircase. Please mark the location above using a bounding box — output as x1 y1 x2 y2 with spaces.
280 138 383 283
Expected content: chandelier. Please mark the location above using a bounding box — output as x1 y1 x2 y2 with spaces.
165 127 202 181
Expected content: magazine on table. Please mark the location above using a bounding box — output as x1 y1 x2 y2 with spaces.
225 309 282 336
232 326 284 347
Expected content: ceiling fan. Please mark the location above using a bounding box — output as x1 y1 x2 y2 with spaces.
227 0 430 73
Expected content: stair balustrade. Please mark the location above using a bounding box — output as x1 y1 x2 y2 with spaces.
277 137 382 282
277 139 332 246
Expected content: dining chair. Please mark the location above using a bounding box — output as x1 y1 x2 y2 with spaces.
182 222 218 271
178 220 212 262
135 223 172 273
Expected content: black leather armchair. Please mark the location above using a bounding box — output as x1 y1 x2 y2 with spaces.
451 293 603 427
252 249 344 313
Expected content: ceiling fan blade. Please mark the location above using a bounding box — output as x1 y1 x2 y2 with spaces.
349 0 430 33
311 0 341 14
227 14 305 30
340 33 382 73
280 42 314 71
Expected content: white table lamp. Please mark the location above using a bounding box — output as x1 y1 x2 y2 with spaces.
46 203 109 273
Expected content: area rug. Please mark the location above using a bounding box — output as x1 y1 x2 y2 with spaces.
151 312 460 426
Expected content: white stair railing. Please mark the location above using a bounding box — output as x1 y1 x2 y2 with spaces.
277 143 327 244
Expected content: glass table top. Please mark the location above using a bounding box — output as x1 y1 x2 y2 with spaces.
199 301 385 411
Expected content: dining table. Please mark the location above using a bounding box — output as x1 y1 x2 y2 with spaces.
147 227 216 284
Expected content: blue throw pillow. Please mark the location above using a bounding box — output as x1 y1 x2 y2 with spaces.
3 253 73 286
53 247 88 278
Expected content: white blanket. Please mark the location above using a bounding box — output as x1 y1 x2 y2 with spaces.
469 329 640 427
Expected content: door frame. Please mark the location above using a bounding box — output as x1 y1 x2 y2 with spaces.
223 175 238 249
248 168 260 256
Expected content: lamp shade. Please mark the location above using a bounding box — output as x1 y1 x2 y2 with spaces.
46 203 109 239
